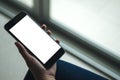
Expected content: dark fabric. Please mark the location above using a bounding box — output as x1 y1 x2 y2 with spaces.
24 60 108 80
24 70 34 80
55 60 108 80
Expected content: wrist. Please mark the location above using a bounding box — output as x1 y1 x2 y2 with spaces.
35 74 56 80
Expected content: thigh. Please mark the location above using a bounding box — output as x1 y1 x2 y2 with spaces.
55 60 108 80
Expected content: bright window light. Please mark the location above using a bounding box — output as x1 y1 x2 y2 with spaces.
16 0 34 8
50 0 120 57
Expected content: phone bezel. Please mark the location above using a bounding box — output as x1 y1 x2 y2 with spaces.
4 11 65 69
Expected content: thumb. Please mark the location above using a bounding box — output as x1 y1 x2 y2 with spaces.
15 42 32 63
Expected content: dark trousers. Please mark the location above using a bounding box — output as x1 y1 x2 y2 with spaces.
24 60 108 80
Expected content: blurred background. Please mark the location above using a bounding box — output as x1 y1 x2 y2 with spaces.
0 0 120 79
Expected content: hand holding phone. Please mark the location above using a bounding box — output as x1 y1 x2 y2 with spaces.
4 11 65 69
15 25 56 80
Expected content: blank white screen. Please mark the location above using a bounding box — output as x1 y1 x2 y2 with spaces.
10 15 61 64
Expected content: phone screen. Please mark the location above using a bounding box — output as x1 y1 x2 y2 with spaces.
9 15 61 64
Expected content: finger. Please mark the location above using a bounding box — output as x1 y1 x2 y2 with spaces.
15 42 32 62
41 24 47 30
15 42 45 70
46 30 52 35
55 39 60 44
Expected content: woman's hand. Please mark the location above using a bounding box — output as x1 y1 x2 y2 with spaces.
15 24 58 80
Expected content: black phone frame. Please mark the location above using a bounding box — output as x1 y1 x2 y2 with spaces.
4 11 65 69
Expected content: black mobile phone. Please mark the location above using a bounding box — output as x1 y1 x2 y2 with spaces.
4 11 65 69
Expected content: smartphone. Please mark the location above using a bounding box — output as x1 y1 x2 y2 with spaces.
4 11 65 69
